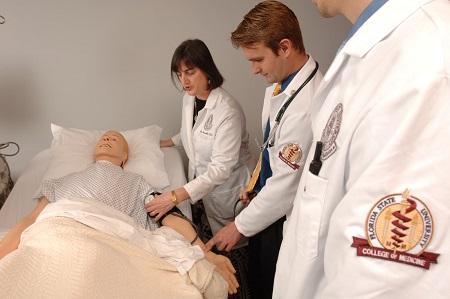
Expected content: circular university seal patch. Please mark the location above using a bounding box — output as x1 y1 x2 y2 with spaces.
320 103 343 160
278 143 302 170
366 190 433 255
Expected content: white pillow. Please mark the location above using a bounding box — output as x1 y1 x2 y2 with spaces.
43 124 170 189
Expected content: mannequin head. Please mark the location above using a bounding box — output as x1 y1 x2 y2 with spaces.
94 130 128 167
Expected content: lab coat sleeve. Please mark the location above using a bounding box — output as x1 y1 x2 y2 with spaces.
235 111 312 237
171 133 181 146
321 76 450 298
184 111 243 202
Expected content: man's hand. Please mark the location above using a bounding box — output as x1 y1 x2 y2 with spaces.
239 190 251 206
205 222 242 252
145 192 175 221
204 251 239 295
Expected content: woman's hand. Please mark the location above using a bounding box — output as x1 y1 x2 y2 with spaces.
160 139 175 148
204 251 239 295
145 192 175 221
146 188 190 221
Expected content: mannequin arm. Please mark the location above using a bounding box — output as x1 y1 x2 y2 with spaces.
0 197 49 260
162 214 238 294
160 138 175 148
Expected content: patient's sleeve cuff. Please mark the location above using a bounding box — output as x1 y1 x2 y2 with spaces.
171 134 181 146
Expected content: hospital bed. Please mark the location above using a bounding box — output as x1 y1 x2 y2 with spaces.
0 147 189 234
0 147 226 299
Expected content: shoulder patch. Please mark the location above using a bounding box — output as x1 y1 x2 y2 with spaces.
278 143 302 170
352 189 439 269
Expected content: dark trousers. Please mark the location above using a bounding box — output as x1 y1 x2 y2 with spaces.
248 216 285 299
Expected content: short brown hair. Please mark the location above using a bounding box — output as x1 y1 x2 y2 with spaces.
231 0 305 54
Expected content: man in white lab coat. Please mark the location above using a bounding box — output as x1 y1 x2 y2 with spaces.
274 0 450 298
205 1 322 298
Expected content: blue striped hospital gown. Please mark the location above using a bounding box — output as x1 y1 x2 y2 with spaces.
39 160 159 230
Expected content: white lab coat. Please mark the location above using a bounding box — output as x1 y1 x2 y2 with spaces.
235 56 322 237
274 0 450 298
172 87 251 235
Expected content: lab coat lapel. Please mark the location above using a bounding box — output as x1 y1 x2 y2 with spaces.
262 87 274 135
263 56 319 136
344 0 432 58
271 56 317 122
183 95 195 162
192 88 219 132
311 0 430 121
283 56 317 97
310 50 347 121
204 88 219 109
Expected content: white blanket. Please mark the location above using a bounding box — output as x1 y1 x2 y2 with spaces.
34 198 203 274
0 203 228 298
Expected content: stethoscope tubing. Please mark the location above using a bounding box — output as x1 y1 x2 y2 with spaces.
261 60 319 151
234 61 320 219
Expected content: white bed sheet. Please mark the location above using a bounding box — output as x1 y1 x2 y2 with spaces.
0 147 189 236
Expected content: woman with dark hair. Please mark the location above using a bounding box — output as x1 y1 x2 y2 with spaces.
146 39 251 298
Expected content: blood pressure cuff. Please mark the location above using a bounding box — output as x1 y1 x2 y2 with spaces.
152 206 199 244
146 191 183 226
147 191 199 244
0 155 14 209
155 206 184 226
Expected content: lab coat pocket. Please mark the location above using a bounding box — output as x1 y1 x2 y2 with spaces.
297 171 328 259
193 130 214 162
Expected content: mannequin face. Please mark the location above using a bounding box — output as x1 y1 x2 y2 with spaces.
176 62 210 100
94 130 128 167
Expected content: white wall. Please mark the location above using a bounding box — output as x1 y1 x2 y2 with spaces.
0 0 350 180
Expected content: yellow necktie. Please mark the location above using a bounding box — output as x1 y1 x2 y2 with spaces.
245 156 262 193
245 83 282 194
272 82 282 96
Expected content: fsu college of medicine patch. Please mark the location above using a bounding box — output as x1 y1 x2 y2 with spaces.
352 189 439 269
278 143 302 170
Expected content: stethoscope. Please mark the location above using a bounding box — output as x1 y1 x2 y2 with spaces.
0 142 20 157
260 60 319 151
233 60 320 218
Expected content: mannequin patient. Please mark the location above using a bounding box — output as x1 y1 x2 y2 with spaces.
0 130 238 295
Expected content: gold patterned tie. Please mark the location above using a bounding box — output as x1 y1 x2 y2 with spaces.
272 82 282 96
245 156 262 193
245 83 282 194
